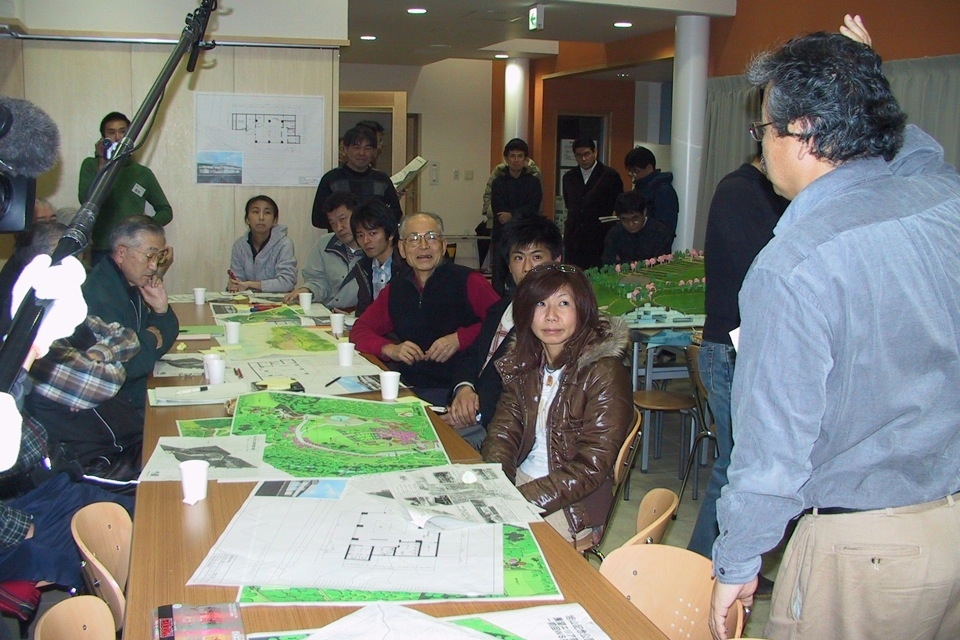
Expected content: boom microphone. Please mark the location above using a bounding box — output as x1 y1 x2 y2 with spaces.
0 96 60 178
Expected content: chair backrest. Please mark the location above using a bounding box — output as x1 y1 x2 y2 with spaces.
684 343 711 424
612 408 643 496
575 408 643 556
70 502 132 631
600 544 744 640
626 487 679 545
34 595 115 640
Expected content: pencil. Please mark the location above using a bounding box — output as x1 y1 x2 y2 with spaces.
324 376 342 388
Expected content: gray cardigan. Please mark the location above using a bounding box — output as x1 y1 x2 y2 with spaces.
228 224 297 292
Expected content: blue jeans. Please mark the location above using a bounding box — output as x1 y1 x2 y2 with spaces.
687 340 736 558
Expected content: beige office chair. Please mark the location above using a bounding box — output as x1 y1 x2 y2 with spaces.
70 502 132 632
624 487 679 545
600 543 744 640
33 595 115 640
574 408 642 561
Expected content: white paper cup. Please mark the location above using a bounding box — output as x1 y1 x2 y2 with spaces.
330 313 346 337
380 371 401 401
224 321 241 345
193 287 206 305
299 291 313 315
202 353 222 380
206 358 226 384
179 459 210 505
337 342 355 367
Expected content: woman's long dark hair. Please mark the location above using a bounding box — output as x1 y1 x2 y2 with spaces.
511 263 602 370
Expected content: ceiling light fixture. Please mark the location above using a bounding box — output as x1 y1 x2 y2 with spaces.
614 21 633 28
360 35 377 41
407 8 427 14
495 53 509 59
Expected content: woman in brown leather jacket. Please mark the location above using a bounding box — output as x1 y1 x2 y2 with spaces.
481 263 633 543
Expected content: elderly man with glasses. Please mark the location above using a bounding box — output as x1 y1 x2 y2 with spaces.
350 212 499 406
81 215 178 417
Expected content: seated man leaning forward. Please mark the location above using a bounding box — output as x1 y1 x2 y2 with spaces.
284 192 363 310
601 190 675 266
350 212 500 406
347 199 408 317
82 215 179 413
447 216 563 449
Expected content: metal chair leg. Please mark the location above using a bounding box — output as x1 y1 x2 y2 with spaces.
677 430 716 514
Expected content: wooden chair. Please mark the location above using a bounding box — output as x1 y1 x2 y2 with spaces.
600 544 744 640
34 595 115 640
70 502 132 632
624 487 679 545
677 343 718 509
574 408 642 561
628 387 699 500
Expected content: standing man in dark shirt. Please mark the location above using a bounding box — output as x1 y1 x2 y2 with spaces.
625 146 679 239
311 126 402 230
490 138 542 294
687 152 788 570
562 138 623 270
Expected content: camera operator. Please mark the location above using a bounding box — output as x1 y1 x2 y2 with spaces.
78 111 173 266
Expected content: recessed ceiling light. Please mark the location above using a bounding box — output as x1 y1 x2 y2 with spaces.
614 21 633 28
360 35 377 41
617 72 631 78
495 53 509 59
407 7 427 14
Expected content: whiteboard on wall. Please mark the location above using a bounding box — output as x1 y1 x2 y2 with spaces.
195 92 325 186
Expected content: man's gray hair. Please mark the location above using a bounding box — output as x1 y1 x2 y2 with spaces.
399 212 444 238
110 215 165 252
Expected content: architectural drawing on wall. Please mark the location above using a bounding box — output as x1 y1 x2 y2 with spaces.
196 92 325 186
232 112 302 145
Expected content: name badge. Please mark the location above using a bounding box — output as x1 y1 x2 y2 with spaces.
132 183 146 197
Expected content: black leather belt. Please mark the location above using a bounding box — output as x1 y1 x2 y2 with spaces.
802 506 865 516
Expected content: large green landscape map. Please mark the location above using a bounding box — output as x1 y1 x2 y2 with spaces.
231 392 449 477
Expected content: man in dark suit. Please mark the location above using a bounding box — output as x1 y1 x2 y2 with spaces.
562 137 623 270
446 216 563 449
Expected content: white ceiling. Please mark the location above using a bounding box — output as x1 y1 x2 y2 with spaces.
342 0 726 82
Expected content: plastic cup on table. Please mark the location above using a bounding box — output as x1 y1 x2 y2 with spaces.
206 358 226 385
202 353 222 380
337 342 355 367
224 321 241 345
193 287 206 305
330 313 346 338
298 291 313 315
379 371 401 401
179 460 210 505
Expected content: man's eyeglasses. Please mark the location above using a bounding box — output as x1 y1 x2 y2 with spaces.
123 245 169 265
749 121 774 142
403 231 442 246
749 121 802 143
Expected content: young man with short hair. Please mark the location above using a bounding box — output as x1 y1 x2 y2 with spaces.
490 138 543 294
624 145 678 238
447 216 562 448
347 199 408 316
562 137 623 270
601 190 674 265
78 111 173 265
311 126 402 230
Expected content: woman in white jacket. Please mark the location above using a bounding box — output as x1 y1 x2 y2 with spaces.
227 195 297 293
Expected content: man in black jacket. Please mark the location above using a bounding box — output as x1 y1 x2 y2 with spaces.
347 199 408 317
562 138 623 269
447 216 563 449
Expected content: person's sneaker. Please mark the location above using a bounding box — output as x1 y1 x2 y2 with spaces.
754 573 775 600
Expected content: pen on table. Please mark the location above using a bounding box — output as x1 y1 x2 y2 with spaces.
324 376 342 388
176 386 209 395
234 367 244 379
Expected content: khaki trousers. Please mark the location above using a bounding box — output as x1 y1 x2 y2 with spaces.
766 493 960 640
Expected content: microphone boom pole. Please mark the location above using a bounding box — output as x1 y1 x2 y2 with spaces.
0 0 217 391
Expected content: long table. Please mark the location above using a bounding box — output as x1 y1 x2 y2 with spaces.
123 303 668 639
